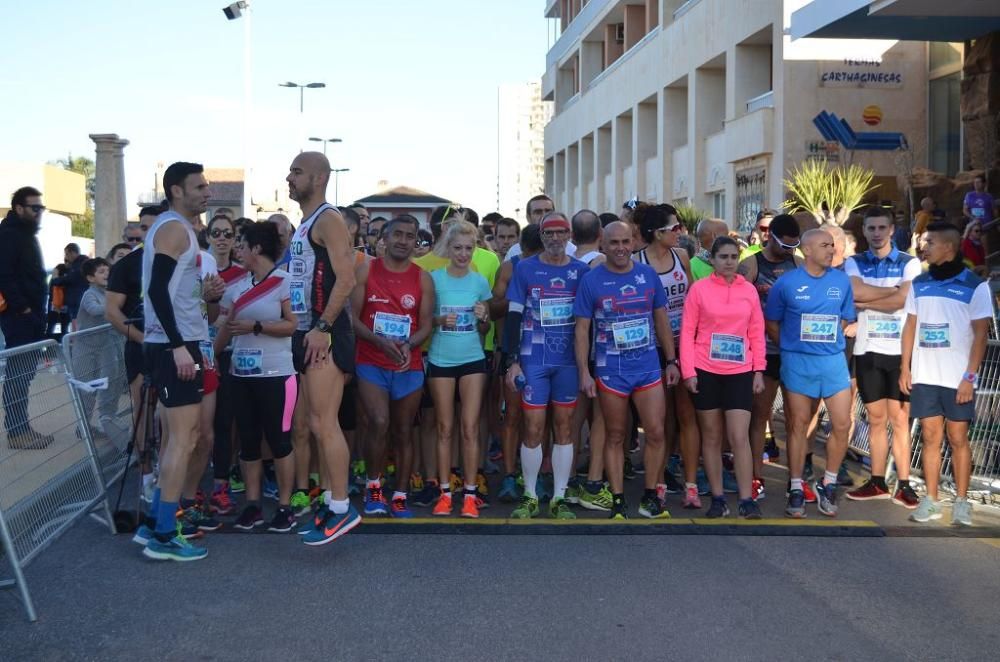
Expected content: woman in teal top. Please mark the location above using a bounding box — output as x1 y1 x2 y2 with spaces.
428 220 492 518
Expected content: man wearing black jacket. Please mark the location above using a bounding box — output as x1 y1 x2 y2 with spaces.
52 243 89 322
0 186 54 448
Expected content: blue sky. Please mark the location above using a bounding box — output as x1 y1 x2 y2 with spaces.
0 0 550 215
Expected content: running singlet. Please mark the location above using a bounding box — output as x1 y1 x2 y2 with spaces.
844 247 920 356
210 262 248 355
635 248 688 338
141 211 207 343
574 262 667 377
764 267 856 355
508 255 588 367
220 270 295 377
288 202 335 332
752 251 798 354
356 258 424 372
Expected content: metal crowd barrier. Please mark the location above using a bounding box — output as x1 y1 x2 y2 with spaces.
0 338 114 622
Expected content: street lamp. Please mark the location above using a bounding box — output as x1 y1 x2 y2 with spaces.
332 168 350 205
223 1 253 217
308 137 343 156
279 81 326 113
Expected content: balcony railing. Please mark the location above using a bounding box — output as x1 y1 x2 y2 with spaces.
746 90 774 114
546 0 604 70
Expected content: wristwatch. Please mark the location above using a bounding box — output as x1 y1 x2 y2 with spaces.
963 371 978 386
665 358 679 367
253 321 263 336
315 319 333 333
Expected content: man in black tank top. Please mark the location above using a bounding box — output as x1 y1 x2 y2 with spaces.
737 214 803 501
286 151 362 546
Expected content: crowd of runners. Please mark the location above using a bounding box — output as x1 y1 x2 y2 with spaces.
26 152 984 562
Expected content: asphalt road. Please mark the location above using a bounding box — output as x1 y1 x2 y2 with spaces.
3 517 999 661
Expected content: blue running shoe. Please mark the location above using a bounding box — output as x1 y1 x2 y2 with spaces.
298 504 328 535
262 477 279 501
411 481 440 507
785 489 806 519
303 505 362 546
132 524 153 546
390 497 414 518
696 467 711 496
364 486 389 516
498 474 521 503
723 470 739 494
142 534 207 562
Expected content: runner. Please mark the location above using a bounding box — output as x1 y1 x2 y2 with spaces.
504 212 588 519
634 204 700 509
285 151 361 545
574 221 680 519
844 207 921 508
427 220 493 518
680 236 765 519
765 229 856 518
352 215 434 518
901 222 991 526
737 213 804 502
213 222 298 532
138 162 220 561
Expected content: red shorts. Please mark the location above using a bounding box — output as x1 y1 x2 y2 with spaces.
203 367 219 395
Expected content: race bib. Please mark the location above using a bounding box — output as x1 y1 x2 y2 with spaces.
440 305 475 333
668 312 682 336
539 297 574 327
918 322 950 349
612 318 650 350
233 348 263 376
867 313 902 340
374 311 411 341
199 340 215 371
289 280 306 314
710 333 745 363
800 314 838 343
972 207 986 219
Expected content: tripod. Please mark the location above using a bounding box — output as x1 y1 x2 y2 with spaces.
111 376 160 533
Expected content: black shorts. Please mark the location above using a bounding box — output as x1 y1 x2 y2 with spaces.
763 353 781 381
292 317 356 376
855 352 908 404
427 359 489 380
691 369 754 412
145 341 204 408
124 340 145 383
339 379 357 432
845 337 857 379
233 374 296 462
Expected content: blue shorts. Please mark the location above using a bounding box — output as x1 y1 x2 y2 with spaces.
780 351 850 399
522 364 578 409
596 370 663 398
356 364 425 400
910 384 976 422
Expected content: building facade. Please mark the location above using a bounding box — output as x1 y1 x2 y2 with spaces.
542 0 934 232
497 82 553 221
353 186 454 229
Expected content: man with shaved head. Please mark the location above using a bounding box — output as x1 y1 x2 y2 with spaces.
691 218 729 281
574 221 680 519
764 228 856 519
285 151 361 545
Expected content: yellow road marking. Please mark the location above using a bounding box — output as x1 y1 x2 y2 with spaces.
360 517 881 528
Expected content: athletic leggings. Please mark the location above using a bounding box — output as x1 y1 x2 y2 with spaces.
233 374 298 462
212 351 235 480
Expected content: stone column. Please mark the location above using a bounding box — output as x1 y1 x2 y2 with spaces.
90 133 129 256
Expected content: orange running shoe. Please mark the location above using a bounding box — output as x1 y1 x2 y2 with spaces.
432 492 452 516
461 494 480 519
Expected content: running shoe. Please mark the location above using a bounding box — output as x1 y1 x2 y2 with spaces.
801 480 818 504
705 496 730 519
578 484 613 511
891 483 920 509
738 498 762 520
639 495 671 519
234 505 264 530
549 497 576 519
348 482 360 497
390 497 413 518
262 477 279 501
432 492 453 516
411 480 440 508
298 505 329 536
803 459 815 483
364 486 389 516
448 470 463 495
141 478 156 504
290 490 312 517
351 460 366 485
302 505 362 546
663 467 685 494
498 474 521 503
482 456 501 475
131 524 154 546
609 504 628 520
763 434 779 462
409 473 424 493
487 435 502 463
910 496 942 523
143 534 207 562
722 470 739 494
511 495 540 519
815 480 838 517
536 473 554 502
846 479 890 501
951 498 973 527
623 457 637 481
179 505 221 532
209 484 235 515
837 461 854 487
476 472 491 508
228 467 245 494
722 453 735 472
696 468 711 496
564 478 582 505
655 484 667 506
785 489 806 519
751 477 766 502
682 485 702 510
267 507 297 533
461 493 480 519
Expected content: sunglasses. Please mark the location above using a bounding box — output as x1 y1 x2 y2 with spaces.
773 236 801 250
418 241 431 248
658 225 683 234
26 204 46 213
125 236 142 243
758 225 771 233
210 230 235 239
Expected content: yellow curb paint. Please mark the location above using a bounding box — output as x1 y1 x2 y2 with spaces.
360 517 880 528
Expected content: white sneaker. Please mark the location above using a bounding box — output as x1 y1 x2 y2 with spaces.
951 498 973 527
910 495 942 523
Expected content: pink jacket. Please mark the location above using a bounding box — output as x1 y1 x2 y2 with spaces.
680 272 766 380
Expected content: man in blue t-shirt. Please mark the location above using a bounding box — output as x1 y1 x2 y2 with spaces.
505 213 588 520
962 174 995 223
574 222 680 520
765 228 856 519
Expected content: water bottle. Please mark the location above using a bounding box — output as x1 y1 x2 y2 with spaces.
514 375 526 391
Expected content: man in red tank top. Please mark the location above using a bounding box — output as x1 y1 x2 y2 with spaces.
350 215 435 518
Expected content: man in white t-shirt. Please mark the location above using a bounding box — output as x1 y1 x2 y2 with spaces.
504 194 578 261
900 222 992 527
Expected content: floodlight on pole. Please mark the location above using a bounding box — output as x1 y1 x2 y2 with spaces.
278 81 326 113
223 1 253 217
308 137 343 156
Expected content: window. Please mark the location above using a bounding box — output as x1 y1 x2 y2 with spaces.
712 191 726 219
929 73 961 177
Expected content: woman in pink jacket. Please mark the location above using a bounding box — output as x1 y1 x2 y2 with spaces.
680 237 766 519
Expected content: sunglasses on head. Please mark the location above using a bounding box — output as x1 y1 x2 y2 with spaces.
658 224 682 234
210 229 234 239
